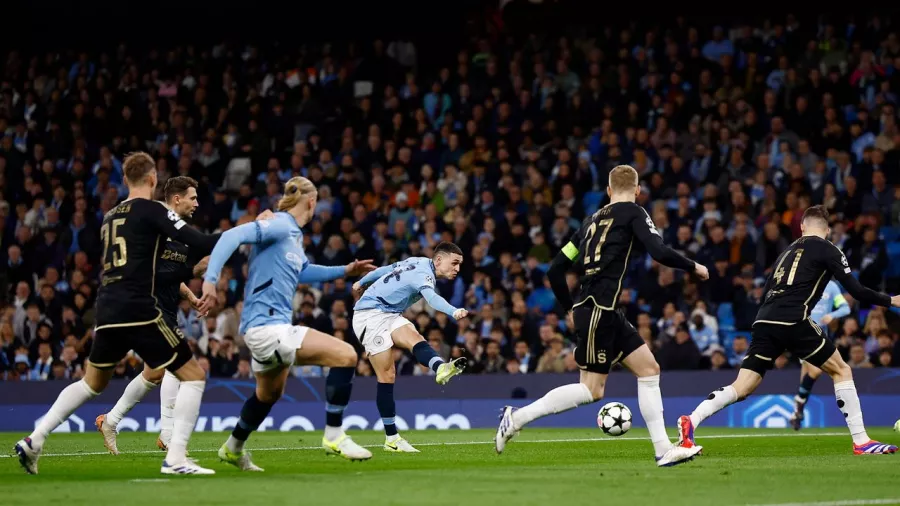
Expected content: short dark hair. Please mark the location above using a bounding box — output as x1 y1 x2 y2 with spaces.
434 241 463 258
802 205 829 225
122 152 156 186
164 176 199 202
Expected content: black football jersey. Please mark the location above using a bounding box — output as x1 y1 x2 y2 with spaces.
755 235 891 325
95 198 218 329
565 202 695 310
155 238 203 325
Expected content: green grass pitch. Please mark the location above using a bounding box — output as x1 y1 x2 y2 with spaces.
1 428 898 506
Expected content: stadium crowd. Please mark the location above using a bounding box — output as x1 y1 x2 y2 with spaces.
2 10 900 382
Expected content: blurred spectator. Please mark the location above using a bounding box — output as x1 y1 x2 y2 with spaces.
2 12 900 382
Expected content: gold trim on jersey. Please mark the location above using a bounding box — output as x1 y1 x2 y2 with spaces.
572 296 601 309
152 352 179 371
571 239 634 311
808 317 823 336
770 249 792 281
802 338 827 360
586 306 602 364
802 272 827 320
752 320 795 326
85 360 118 369
156 318 180 347
95 217 166 331
610 350 624 366
753 354 773 361
95 315 162 331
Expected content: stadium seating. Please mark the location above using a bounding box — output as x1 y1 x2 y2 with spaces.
1 12 899 382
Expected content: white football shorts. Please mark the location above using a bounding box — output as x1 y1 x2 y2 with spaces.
242 324 308 373
351 309 413 356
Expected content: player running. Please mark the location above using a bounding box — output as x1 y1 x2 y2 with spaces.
200 176 376 471
788 279 850 430
16 153 222 475
495 165 708 467
347 243 469 452
93 177 273 454
677 206 898 455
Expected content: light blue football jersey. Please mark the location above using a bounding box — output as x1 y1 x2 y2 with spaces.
205 212 312 335
355 257 437 314
239 213 311 334
810 280 848 325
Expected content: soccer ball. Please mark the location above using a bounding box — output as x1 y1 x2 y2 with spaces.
893 419 900 433
597 402 632 436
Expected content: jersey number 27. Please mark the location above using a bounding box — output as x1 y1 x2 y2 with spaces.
583 218 614 265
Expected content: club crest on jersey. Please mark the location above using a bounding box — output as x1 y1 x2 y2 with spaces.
285 252 305 270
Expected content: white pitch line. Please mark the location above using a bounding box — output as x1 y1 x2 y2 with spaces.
1 431 847 459
748 500 900 506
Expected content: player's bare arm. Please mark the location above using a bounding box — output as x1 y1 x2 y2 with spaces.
192 256 210 278
345 259 376 277
179 282 206 316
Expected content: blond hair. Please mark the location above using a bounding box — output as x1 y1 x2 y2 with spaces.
122 151 156 186
277 177 317 211
608 165 639 194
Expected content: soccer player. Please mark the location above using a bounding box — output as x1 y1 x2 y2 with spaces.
200 176 376 471
495 165 708 467
347 243 469 452
788 279 850 430
93 177 273 454
677 206 898 455
16 153 223 475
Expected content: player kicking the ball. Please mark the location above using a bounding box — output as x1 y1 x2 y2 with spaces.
677 206 897 456
345 242 468 452
200 177 376 471
495 165 707 467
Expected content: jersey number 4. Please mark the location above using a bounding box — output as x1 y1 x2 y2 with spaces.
100 218 128 271
774 248 804 285
583 219 614 265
